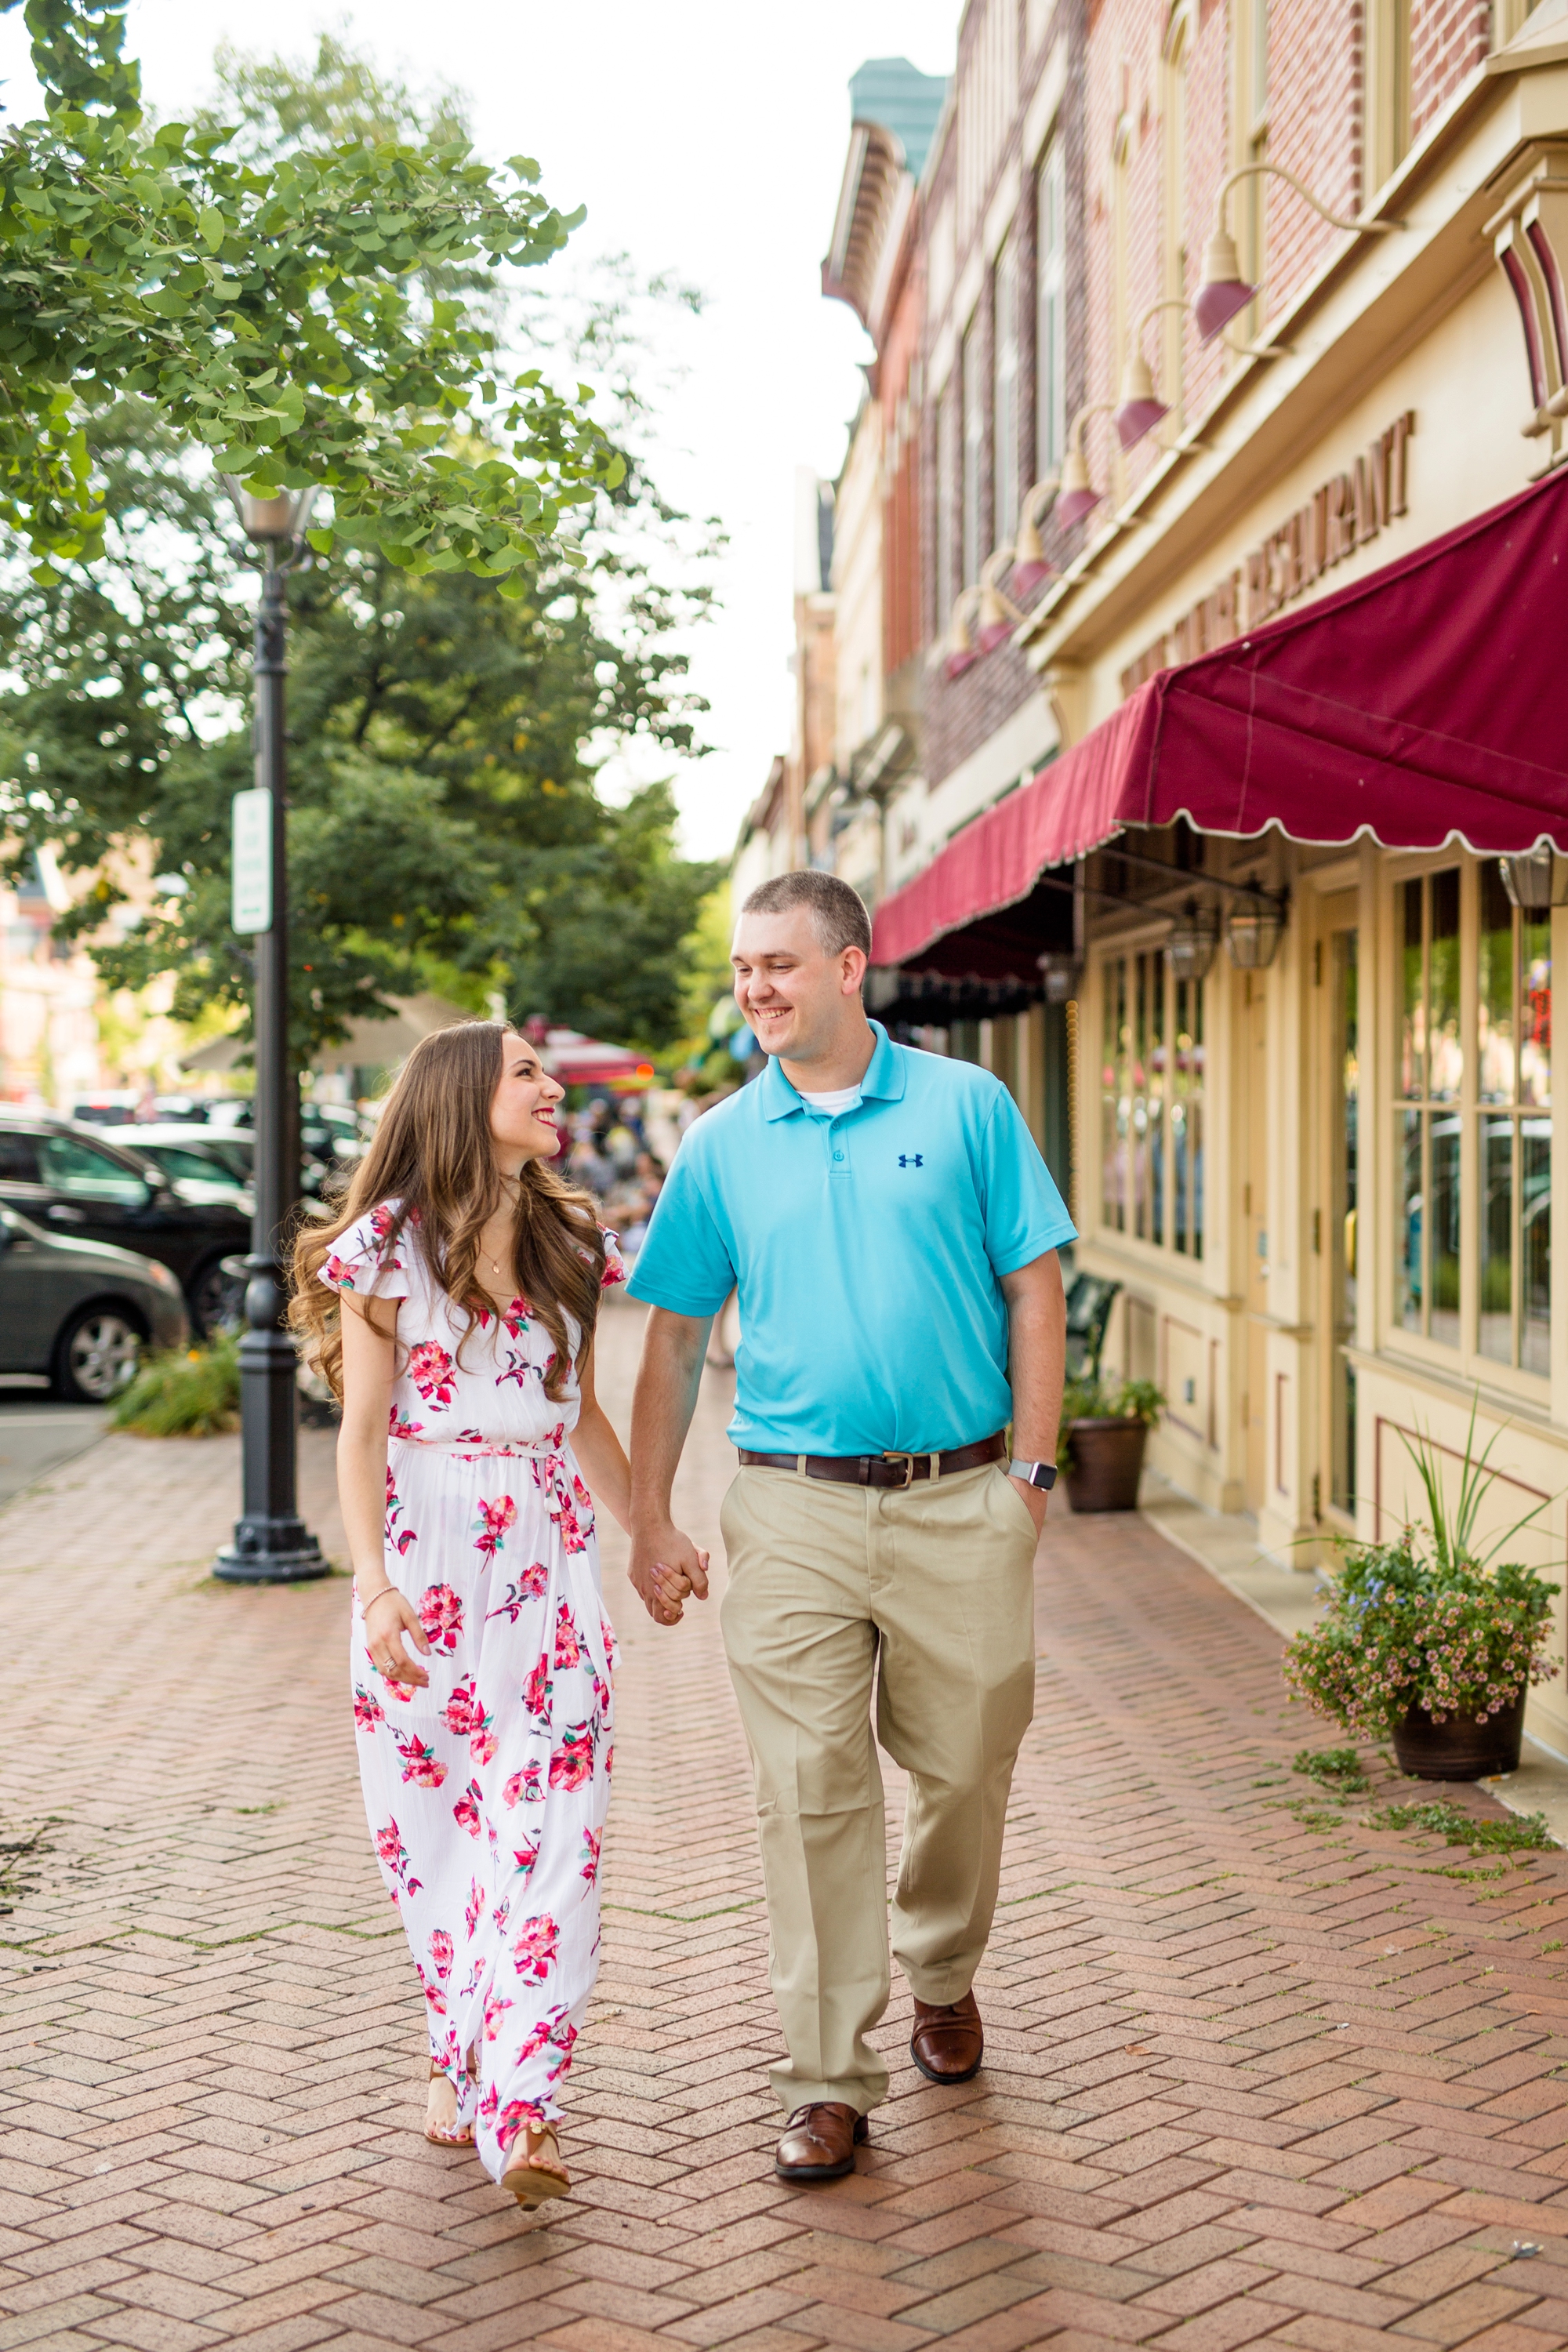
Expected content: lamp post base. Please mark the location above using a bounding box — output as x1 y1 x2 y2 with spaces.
215 1518 329 1584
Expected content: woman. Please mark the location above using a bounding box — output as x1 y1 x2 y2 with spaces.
292 1022 688 2208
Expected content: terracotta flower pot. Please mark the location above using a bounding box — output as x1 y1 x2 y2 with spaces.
1062 1417 1150 1512
1391 1687 1526 1781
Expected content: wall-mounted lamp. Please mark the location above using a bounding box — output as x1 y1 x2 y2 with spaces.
940 585 982 681
1225 880 1287 968
1056 403 1115 529
977 548 1026 652
1498 846 1560 911
1166 899 1221 982
1036 951 1083 1003
1194 162 1400 343
1113 299 1187 451
1009 474 1060 598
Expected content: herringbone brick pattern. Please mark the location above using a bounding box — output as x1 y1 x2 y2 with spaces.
5 1298 1568 2349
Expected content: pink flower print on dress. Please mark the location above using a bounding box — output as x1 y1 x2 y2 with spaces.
488 1559 550 1623
452 1780 484 1838
512 1914 560 1982
579 1826 601 1886
546 2015 579 2081
599 1614 620 1675
374 1817 422 1895
572 1472 594 1528
429 1928 454 1980
483 1988 514 2042
494 2094 546 2155
407 1340 456 1407
322 1250 359 1290
383 1466 416 1555
468 1706 498 1767
549 1722 594 1791
472 1495 517 1561
419 1583 463 1652
513 1833 539 1878
549 1481 586 1554
465 1876 486 1939
503 1753 545 1808
523 1653 552 1719
443 1676 480 1738
394 1732 448 1789
554 1601 582 1671
492 1893 511 1937
423 1980 448 2016
388 1406 423 1439
352 1684 384 1733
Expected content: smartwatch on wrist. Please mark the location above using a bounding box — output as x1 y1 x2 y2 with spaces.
1008 1457 1058 1490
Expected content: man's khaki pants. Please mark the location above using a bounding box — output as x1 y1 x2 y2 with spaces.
718 1459 1038 2116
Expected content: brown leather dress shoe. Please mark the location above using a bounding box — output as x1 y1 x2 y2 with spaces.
910 1991 984 2083
774 2100 869 2182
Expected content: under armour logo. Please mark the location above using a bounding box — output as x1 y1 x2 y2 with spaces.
898 1154 924 1169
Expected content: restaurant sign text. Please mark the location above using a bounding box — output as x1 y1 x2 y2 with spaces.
1119 412 1416 698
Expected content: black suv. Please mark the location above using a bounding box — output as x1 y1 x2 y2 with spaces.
0 1113 251 1336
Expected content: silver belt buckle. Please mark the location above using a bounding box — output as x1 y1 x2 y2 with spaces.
882 1451 916 1487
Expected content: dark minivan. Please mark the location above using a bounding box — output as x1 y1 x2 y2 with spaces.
0 1112 250 1336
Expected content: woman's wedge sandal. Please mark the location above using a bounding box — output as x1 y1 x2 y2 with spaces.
423 2060 475 2147
503 2122 571 2210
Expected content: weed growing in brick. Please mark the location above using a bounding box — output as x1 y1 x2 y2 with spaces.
1370 1799 1555 1853
1293 1746 1370 1795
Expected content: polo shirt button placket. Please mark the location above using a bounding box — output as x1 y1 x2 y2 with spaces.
829 1116 851 1174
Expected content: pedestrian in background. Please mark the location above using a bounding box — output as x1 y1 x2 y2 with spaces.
626 871 1073 2183
291 1022 690 2209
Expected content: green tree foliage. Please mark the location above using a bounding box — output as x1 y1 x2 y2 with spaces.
0 24 720 1054
0 1 619 578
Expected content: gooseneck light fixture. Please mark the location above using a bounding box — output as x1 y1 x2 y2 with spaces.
940 583 983 681
977 547 1027 653
1113 298 1189 452
1195 162 1400 343
1008 474 1061 599
1056 402 1116 530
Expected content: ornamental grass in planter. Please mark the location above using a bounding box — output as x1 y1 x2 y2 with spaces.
1057 1375 1165 1512
107 1332 241 1437
1283 1409 1561 1780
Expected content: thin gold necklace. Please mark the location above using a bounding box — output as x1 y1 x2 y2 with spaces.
488 1178 521 1283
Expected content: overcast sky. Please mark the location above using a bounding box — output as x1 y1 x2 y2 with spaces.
0 3 958 861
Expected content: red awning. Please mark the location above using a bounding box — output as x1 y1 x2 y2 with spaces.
873 463 1568 969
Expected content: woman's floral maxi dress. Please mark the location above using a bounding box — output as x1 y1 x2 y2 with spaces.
319 1201 624 2183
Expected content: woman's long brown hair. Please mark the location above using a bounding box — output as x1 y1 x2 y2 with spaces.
290 1021 606 1403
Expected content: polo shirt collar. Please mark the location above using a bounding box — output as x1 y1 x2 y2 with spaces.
760 1019 907 1120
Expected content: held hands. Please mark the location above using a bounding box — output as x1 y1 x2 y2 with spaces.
361 1584 432 1686
629 1522 710 1628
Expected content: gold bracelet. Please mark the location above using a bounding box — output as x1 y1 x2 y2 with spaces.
361 1586 401 1619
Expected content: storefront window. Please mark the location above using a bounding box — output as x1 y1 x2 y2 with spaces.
1396 870 1461 1346
1395 862 1551 1376
1101 949 1203 1257
1478 862 1551 1373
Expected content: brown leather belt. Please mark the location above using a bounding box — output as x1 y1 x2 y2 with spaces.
737 1432 1007 1489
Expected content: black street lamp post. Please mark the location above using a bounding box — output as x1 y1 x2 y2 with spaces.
216 488 327 1585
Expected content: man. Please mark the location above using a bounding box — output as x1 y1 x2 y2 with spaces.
626 871 1073 2183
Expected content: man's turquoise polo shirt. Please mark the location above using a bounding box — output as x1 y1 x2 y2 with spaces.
627 1022 1076 1455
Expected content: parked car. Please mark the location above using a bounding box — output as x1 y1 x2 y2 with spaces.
128 1124 254 1197
201 1098 365 1196
0 1112 251 1336
0 1203 188 1401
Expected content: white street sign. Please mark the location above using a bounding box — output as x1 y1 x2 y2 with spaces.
232 788 273 934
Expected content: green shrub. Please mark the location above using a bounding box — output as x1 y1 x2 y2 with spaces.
108 1333 241 1437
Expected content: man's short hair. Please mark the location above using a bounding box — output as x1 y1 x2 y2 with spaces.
740 870 873 960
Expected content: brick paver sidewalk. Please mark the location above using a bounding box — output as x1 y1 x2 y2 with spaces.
6 1299 1568 2350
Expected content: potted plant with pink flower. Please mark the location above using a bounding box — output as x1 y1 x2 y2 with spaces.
1283 1412 1561 1780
